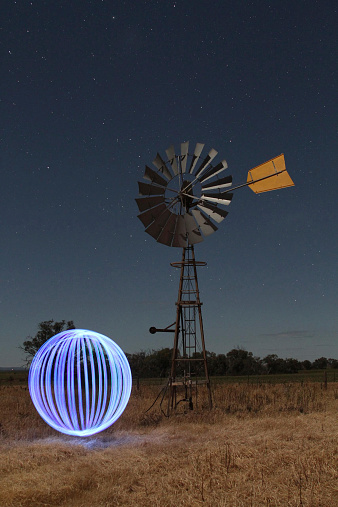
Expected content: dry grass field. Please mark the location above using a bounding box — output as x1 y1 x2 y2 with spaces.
0 381 337 506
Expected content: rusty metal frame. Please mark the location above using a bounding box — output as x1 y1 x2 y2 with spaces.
167 245 212 415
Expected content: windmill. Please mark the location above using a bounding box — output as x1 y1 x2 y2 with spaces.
136 142 294 415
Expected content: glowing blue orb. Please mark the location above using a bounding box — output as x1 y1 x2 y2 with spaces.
29 329 132 437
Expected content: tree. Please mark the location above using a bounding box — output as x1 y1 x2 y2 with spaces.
301 359 312 370
146 348 172 378
226 348 263 375
312 357 328 369
20 319 75 366
262 354 285 374
125 351 147 378
263 354 301 374
212 353 227 376
328 358 338 369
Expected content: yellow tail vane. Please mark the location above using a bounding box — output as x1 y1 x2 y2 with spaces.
247 154 295 193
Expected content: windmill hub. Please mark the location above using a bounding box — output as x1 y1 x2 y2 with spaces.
179 180 195 209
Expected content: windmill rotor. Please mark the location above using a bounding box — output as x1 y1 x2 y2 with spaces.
136 143 295 248
136 142 233 247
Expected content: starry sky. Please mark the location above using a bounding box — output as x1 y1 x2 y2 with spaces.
1 0 337 367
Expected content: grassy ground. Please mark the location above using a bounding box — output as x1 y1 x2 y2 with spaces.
135 369 337 386
0 381 337 506
0 369 335 386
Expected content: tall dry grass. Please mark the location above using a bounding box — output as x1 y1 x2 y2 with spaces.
0 382 337 506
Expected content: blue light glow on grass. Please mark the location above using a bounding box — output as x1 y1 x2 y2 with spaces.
28 329 132 437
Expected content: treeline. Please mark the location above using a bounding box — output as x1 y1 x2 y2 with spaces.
126 348 338 379
19 321 338 379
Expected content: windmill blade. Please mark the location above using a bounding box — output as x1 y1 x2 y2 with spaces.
138 181 166 196
180 141 189 173
201 192 233 205
145 208 172 241
194 148 218 180
247 154 294 193
135 196 165 212
136 140 236 247
199 160 228 183
172 215 188 247
165 145 178 175
137 203 168 228
184 212 204 244
189 143 204 174
191 209 218 237
153 153 172 181
144 166 168 187
201 175 232 191
157 213 178 246
197 202 228 223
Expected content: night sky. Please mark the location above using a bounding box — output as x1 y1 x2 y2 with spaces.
1 1 337 367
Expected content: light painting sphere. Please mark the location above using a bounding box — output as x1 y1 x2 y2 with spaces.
28 329 132 437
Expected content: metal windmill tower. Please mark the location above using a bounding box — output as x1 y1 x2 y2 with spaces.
136 142 294 415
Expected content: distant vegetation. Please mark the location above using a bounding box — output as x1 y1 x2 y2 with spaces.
19 319 75 366
126 347 338 379
18 320 337 379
